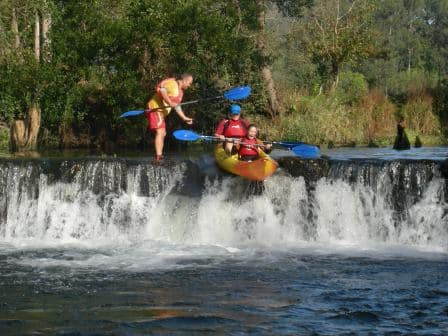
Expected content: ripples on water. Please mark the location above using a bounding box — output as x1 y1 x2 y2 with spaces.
323 146 448 161
0 242 447 335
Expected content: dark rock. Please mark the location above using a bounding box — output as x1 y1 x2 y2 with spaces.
328 140 335 149
278 157 330 183
415 135 422 148
440 159 448 179
368 140 379 148
341 141 356 148
393 123 410 150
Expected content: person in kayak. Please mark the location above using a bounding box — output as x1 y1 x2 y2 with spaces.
237 124 272 161
145 74 194 162
214 104 250 155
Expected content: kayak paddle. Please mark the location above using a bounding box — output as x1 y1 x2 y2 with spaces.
119 86 251 118
290 144 320 158
172 129 218 142
263 140 320 158
172 130 320 158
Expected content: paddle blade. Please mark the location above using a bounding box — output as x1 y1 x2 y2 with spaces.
277 141 302 150
223 86 251 101
172 130 200 141
291 144 320 159
119 110 145 118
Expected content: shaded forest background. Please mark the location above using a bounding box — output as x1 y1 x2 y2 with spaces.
1 0 448 152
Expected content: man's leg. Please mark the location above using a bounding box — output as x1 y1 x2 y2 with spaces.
154 128 167 158
224 141 233 155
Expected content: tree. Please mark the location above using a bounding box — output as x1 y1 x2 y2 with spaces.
0 0 50 151
255 0 283 118
291 0 379 90
241 0 311 118
426 0 448 75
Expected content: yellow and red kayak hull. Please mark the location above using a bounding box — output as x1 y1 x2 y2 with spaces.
214 145 278 181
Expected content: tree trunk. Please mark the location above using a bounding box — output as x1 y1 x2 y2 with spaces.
25 104 41 149
261 66 282 118
10 105 41 152
10 11 42 152
11 8 20 49
255 0 283 119
10 120 27 152
330 61 340 91
42 7 51 62
407 48 412 73
34 11 40 62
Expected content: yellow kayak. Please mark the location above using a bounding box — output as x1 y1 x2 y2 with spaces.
214 145 278 181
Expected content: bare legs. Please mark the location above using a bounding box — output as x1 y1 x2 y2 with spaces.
154 128 166 157
224 141 234 155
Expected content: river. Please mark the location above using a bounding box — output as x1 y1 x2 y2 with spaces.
0 147 447 335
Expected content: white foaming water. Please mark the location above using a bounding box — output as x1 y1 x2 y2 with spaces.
0 160 447 271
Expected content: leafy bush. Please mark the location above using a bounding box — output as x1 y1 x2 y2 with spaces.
0 128 9 151
335 71 368 105
359 89 396 141
280 95 364 145
401 95 440 136
274 88 399 146
388 70 438 105
434 78 448 139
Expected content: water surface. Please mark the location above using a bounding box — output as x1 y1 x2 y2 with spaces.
0 147 447 335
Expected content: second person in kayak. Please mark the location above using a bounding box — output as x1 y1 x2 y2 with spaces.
214 104 250 155
237 124 272 161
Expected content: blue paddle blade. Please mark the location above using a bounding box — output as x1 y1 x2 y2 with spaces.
291 144 320 159
223 86 251 101
119 110 145 118
277 141 303 150
172 130 200 141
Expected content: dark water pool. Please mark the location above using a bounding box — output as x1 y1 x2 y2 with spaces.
1 246 447 335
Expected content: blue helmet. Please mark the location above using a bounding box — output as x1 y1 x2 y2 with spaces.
230 104 241 115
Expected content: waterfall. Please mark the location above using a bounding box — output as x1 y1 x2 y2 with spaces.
0 157 446 251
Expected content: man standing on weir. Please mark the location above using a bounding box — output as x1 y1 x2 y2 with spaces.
145 73 194 162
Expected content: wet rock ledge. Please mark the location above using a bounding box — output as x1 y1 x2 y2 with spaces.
277 157 330 182
277 156 448 181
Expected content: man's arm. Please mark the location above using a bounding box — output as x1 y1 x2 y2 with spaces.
159 86 192 124
214 120 225 139
159 88 177 108
174 106 193 124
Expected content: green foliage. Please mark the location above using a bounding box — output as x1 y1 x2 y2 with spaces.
0 56 46 119
401 95 440 136
274 88 398 146
290 0 378 89
280 95 364 145
0 0 447 149
335 72 368 105
0 0 269 148
0 128 9 151
434 78 448 138
387 70 438 105
0 93 21 121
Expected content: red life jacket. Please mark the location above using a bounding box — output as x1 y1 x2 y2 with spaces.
239 137 259 157
155 78 184 105
223 119 247 137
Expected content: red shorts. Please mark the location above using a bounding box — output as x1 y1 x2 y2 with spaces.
146 110 165 132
